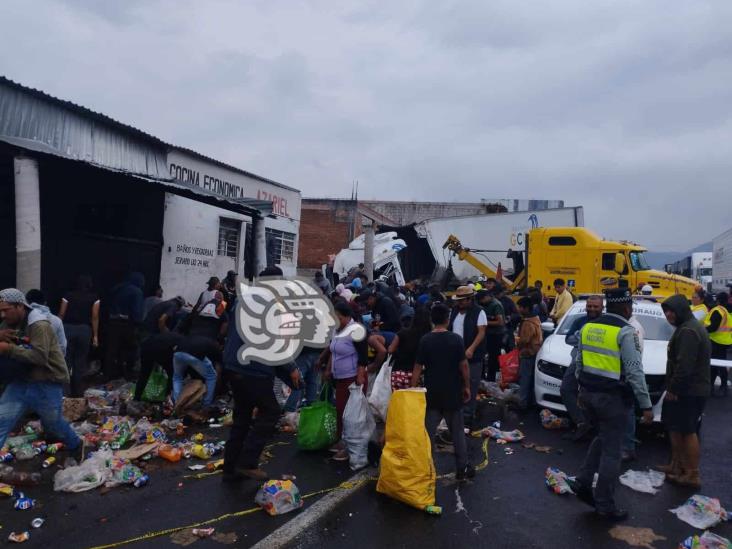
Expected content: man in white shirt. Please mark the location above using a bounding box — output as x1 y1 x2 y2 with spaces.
448 286 487 428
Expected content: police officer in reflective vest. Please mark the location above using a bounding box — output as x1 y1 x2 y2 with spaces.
566 289 653 521
705 291 732 396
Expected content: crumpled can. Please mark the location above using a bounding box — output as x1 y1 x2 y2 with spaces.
14 497 35 511
8 531 29 543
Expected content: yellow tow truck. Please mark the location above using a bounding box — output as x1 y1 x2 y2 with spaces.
443 227 698 300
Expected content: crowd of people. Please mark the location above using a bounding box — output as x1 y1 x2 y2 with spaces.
0 262 729 521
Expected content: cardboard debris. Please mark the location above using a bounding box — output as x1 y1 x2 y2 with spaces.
62 398 88 422
114 442 160 461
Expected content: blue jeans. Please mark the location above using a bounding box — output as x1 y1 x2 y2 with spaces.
0 382 81 450
284 351 321 412
173 352 217 407
519 356 536 407
623 407 637 454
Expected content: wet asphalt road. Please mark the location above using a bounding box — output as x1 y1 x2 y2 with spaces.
0 430 354 548
296 395 732 549
2 395 731 548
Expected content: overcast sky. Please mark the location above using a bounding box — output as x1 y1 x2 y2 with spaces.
2 0 731 251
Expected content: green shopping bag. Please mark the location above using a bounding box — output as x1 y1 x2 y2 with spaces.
297 384 337 450
139 366 168 402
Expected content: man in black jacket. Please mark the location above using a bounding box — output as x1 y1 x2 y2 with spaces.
366 291 400 334
659 295 711 489
449 286 486 428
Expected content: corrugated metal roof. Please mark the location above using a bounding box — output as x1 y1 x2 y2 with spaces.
0 75 299 193
0 135 273 218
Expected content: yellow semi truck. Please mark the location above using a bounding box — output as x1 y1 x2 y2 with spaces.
444 227 698 300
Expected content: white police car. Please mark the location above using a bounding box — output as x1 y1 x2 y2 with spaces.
533 298 673 421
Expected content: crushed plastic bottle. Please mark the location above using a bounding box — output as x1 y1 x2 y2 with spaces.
0 466 41 487
12 445 36 461
158 445 182 463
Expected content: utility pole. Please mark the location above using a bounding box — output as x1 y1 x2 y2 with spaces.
363 216 374 282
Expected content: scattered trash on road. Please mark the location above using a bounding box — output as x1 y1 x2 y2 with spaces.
534 446 552 453
619 470 665 495
255 479 304 516
545 467 575 495
8 531 30 543
540 409 570 430
670 495 729 530
608 525 666 548
473 426 524 442
679 531 732 549
192 528 215 538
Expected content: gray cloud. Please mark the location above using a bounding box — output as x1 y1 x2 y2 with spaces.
1 0 731 250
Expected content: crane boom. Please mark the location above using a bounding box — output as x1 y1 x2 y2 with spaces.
442 235 521 292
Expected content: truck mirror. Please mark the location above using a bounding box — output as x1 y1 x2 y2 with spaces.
614 253 626 275
541 321 555 333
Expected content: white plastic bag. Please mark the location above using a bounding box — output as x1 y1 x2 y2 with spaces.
368 356 393 422
619 469 665 495
342 382 376 470
54 450 113 493
670 495 729 530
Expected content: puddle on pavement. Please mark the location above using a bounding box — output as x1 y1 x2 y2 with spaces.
609 526 666 549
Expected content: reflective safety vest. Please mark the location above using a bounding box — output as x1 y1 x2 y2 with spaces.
706 306 732 346
580 321 623 380
691 304 708 319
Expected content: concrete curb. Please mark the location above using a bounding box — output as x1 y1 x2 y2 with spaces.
249 468 374 549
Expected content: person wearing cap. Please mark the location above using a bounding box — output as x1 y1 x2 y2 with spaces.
448 285 487 428
0 288 81 451
566 288 653 522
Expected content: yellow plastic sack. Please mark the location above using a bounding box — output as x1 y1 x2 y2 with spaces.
376 388 441 514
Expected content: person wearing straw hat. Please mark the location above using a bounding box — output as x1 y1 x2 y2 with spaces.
448 285 486 429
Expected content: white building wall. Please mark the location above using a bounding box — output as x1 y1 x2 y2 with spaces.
160 193 250 303
163 150 301 290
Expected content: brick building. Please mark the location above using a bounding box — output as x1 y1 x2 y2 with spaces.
297 197 564 270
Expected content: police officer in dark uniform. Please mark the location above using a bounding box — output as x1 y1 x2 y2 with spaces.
567 289 653 521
